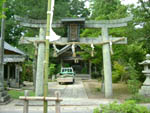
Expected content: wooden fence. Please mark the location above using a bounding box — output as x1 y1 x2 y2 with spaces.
19 90 62 113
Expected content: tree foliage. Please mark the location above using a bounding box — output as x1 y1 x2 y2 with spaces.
2 0 150 83
0 0 5 19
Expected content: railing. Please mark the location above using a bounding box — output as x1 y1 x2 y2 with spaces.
20 90 62 113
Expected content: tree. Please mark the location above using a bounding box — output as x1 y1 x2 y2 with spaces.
129 0 150 51
91 0 128 20
69 0 90 18
79 0 129 76
0 0 5 19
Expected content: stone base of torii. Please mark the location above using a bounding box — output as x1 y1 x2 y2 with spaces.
16 16 132 98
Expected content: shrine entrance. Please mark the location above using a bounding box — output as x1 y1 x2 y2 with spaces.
17 15 132 98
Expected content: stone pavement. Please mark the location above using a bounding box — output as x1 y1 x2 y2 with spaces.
48 79 88 98
0 99 96 113
2 79 150 113
0 99 112 113
16 98 116 106
16 79 117 106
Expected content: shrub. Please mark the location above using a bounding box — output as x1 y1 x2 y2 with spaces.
93 100 150 113
92 72 100 79
81 67 88 74
127 80 141 94
49 63 56 78
128 93 150 103
112 61 127 83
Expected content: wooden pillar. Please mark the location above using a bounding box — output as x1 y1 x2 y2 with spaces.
0 3 5 92
102 27 113 98
33 44 37 91
89 60 92 79
7 65 10 85
61 59 63 68
15 64 20 87
55 91 61 113
23 90 29 113
35 28 45 96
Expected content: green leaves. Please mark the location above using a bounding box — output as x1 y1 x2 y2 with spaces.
0 0 6 19
94 100 150 113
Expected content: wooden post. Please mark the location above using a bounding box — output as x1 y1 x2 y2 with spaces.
43 0 51 112
35 28 45 96
55 91 61 113
0 2 5 92
61 59 63 68
102 27 113 98
7 65 10 85
15 64 20 87
43 40 49 113
89 60 92 79
33 43 37 91
23 90 29 113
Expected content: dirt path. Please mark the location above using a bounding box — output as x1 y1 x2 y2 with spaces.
48 79 88 99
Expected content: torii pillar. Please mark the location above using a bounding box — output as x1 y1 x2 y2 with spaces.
102 27 113 98
35 28 45 96
94 18 132 98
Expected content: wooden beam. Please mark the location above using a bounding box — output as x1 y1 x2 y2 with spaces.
19 37 127 45
80 37 127 44
20 22 46 28
86 16 133 24
85 23 127 28
63 57 83 61
19 96 63 101
15 15 132 28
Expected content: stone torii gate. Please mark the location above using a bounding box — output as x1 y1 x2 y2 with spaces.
16 16 132 98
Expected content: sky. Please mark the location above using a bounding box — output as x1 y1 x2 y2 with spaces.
85 0 139 8
121 0 139 5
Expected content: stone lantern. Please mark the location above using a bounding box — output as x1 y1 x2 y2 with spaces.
139 54 150 96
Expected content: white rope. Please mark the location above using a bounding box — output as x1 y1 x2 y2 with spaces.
50 0 55 26
91 43 94 57
47 11 53 14
72 43 76 57
109 41 113 55
53 44 59 52
46 0 60 41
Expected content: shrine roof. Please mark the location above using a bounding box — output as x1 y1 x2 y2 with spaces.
4 42 26 56
61 18 85 23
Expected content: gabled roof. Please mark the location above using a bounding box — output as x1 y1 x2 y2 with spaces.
4 42 25 56
56 45 80 56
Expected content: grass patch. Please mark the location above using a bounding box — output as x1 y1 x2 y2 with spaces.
8 89 35 99
127 93 150 103
95 87 101 92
